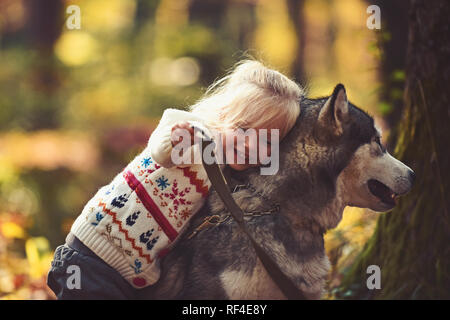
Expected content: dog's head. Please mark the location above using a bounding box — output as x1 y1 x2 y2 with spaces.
285 84 415 212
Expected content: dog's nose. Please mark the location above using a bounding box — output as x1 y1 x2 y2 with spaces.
408 170 416 185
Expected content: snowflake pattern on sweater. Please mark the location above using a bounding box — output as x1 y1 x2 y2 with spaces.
73 146 211 288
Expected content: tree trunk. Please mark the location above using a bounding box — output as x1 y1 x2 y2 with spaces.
25 0 63 130
187 0 257 85
370 0 409 150
286 0 306 83
337 0 450 299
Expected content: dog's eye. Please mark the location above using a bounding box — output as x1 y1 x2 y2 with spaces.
375 136 381 145
374 136 385 152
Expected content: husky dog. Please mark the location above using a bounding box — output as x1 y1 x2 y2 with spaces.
138 84 415 300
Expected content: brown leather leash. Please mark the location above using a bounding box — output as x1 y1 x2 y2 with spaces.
197 132 307 300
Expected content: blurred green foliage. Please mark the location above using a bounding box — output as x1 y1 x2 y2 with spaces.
0 0 382 299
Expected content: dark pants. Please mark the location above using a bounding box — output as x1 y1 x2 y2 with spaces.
47 233 137 299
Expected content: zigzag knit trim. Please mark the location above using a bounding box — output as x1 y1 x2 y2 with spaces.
181 166 209 197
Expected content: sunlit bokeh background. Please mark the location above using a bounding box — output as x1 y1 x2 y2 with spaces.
0 0 388 299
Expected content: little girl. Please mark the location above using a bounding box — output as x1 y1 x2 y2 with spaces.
47 60 302 299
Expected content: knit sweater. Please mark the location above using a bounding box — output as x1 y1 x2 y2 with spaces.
70 109 213 288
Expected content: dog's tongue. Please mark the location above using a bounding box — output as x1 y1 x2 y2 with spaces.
368 179 396 205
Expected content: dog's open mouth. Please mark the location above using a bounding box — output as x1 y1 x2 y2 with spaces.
368 179 398 206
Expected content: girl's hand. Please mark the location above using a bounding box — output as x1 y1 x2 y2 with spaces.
171 122 195 147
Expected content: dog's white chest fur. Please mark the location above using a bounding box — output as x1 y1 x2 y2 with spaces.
219 244 331 300
220 258 286 299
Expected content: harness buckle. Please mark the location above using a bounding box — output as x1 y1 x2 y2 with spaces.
187 215 225 240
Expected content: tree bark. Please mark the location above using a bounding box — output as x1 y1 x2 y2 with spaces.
187 0 257 85
337 0 450 299
370 0 409 150
286 0 306 83
25 0 63 130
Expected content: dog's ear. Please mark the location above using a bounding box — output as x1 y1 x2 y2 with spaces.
318 84 349 136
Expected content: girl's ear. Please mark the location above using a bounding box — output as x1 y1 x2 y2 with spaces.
318 84 349 136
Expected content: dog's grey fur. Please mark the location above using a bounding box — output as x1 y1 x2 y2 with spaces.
137 84 414 300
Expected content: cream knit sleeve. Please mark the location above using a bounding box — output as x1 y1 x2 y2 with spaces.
148 111 176 168
148 108 211 168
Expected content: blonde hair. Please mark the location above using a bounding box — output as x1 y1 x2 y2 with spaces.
189 60 303 138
